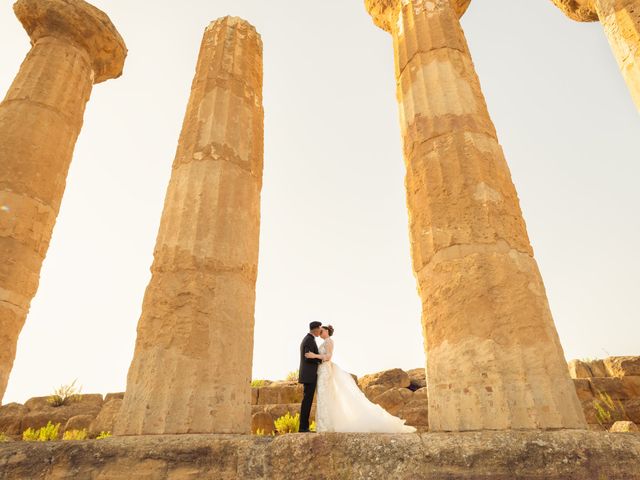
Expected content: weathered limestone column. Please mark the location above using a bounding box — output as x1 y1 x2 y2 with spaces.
0 0 126 403
365 0 587 431
551 0 640 111
115 17 263 435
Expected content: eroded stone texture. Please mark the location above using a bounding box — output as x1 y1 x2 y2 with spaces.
1 431 639 479
365 0 586 431
0 0 126 403
114 17 263 435
550 0 640 111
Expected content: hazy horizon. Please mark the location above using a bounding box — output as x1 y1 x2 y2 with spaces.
1 0 638 404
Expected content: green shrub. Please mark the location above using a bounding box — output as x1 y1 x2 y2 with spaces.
274 412 299 434
251 379 266 388
63 429 87 441
22 421 60 441
48 379 81 407
96 431 112 440
593 391 627 427
0 432 10 442
285 370 299 382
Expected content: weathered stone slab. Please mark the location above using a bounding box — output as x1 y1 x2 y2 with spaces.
573 378 595 402
406 368 426 389
363 384 390 402
0 404 27 436
372 387 413 416
251 412 274 434
568 359 593 379
64 415 93 432
623 399 640 424
21 395 103 433
605 357 640 377
0 431 638 479
590 376 640 400
88 399 122 438
255 384 303 405
586 359 609 377
358 368 410 390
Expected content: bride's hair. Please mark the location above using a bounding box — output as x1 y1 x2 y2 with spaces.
322 325 334 336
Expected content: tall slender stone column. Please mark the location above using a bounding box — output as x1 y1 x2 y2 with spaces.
0 0 126 403
115 17 263 435
551 0 640 111
365 0 587 431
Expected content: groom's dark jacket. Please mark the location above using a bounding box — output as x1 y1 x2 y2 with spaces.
298 333 321 384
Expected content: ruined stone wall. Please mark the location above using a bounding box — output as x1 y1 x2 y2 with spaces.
1 357 638 438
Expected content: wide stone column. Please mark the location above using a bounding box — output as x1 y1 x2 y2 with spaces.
0 0 126 403
551 0 640 111
365 0 587 431
115 17 263 435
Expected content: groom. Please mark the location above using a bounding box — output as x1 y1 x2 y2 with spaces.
298 321 322 433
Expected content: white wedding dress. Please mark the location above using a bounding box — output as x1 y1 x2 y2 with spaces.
315 338 416 433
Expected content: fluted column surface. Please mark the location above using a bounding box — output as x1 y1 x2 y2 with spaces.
0 0 126 403
366 0 587 431
115 16 263 435
594 0 640 110
550 0 640 111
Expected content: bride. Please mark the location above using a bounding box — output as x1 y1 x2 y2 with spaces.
305 325 416 433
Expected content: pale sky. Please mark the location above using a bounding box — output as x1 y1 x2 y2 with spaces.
1 1 638 404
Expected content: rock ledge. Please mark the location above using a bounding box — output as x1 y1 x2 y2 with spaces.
1 430 639 479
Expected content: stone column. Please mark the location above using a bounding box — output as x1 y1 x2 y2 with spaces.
115 17 263 435
551 0 640 111
0 0 126 403
365 0 587 431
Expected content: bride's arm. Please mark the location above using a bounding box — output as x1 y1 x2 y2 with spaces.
321 341 334 362
305 341 333 361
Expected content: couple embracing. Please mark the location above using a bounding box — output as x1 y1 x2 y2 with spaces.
298 321 416 433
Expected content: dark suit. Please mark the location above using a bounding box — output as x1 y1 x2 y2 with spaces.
298 333 321 431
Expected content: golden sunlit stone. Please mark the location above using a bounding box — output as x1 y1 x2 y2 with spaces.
365 0 587 431
0 0 126 403
550 0 640 111
115 16 264 435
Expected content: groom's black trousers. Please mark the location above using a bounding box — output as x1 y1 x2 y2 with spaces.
299 382 316 431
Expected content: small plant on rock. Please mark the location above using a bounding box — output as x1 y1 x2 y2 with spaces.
274 412 300 434
593 391 627 427
63 429 88 441
96 431 112 440
251 379 266 388
22 421 60 441
0 432 10 442
48 379 82 407
285 370 299 382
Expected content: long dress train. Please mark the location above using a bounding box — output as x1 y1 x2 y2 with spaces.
315 338 417 433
